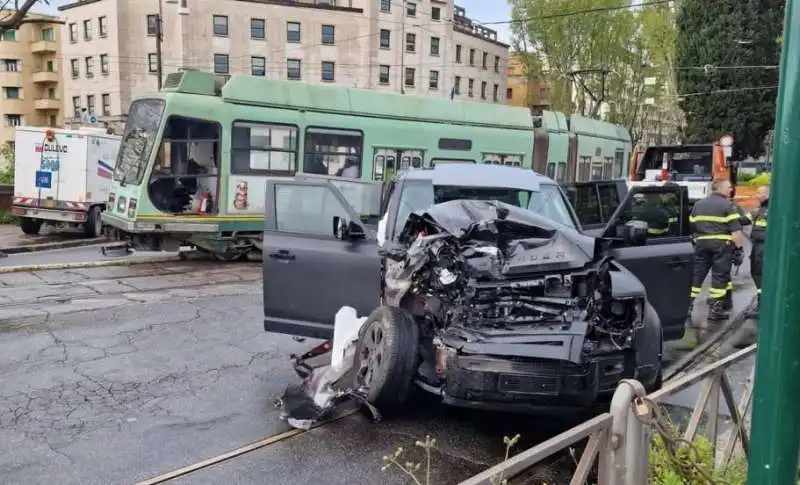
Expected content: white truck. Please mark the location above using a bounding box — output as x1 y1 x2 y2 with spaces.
11 126 121 237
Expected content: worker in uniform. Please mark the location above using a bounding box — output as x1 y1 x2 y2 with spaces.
629 193 671 237
746 185 769 318
678 179 746 349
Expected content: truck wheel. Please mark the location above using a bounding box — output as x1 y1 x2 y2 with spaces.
19 218 42 235
84 206 103 238
353 306 419 415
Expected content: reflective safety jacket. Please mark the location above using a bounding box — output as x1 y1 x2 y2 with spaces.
689 193 742 242
749 199 769 244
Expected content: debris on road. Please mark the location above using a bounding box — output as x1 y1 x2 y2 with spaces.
277 306 381 430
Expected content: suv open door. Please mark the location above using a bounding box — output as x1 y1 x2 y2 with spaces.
261 176 382 340
597 184 693 341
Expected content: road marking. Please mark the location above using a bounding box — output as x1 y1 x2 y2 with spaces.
132 409 360 485
0 254 180 273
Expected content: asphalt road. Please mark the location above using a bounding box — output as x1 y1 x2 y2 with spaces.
0 258 759 485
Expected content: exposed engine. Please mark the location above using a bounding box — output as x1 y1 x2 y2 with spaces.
382 200 644 350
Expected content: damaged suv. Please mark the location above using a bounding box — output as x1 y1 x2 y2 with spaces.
262 165 693 417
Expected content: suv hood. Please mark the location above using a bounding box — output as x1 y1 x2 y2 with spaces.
397 199 597 274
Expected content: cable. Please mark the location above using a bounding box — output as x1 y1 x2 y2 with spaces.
670 85 778 97
478 0 674 25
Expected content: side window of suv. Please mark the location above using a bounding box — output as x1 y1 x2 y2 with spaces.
568 185 603 226
273 184 350 236
613 191 686 239
597 183 621 219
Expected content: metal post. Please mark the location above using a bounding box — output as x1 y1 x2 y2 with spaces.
747 0 800 483
155 0 164 91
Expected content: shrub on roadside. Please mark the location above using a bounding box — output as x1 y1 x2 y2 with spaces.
0 212 15 224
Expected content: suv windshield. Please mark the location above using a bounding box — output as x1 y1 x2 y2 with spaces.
113 99 165 185
393 183 575 238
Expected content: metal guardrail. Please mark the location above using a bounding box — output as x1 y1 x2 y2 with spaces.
459 344 757 485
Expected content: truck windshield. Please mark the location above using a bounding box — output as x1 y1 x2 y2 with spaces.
113 99 165 185
638 147 713 181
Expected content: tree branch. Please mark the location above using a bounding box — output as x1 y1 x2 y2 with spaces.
0 0 55 34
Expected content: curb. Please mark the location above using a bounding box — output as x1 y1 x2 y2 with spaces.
1 238 118 255
0 253 180 274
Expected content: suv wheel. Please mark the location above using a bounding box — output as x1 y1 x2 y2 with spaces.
354 306 419 415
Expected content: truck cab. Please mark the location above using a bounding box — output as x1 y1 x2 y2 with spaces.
260 164 693 344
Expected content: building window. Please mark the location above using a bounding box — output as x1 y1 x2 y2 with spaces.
70 59 79 78
468 78 474 97
69 23 77 42
83 19 92 40
494 56 500 73
406 2 416 16
379 29 390 49
493 84 499 102
99 16 107 37
429 70 439 90
146 14 158 35
454 76 461 94
47 87 55 99
380 0 390 12
4 87 19 99
321 24 335 45
46 60 53 72
287 59 301 80
100 54 109 74
405 33 415 53
455 45 462 63
85 56 94 77
506 87 513 99
321 61 335 82
41 27 54 41
482 52 488 70
213 15 228 36
404 67 415 87
102 93 110 116
3 59 18 72
148 53 158 73
379 65 390 84
481 81 487 99
430 37 440 56
1 30 16 41
251 18 265 39
251 56 266 76
86 95 95 114
5 115 22 126
469 49 475 66
213 54 229 74
72 96 80 118
287 22 301 43
431 6 441 20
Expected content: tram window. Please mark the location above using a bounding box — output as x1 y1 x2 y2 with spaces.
614 150 625 178
555 162 566 182
430 158 475 166
545 162 556 179
304 127 363 178
603 157 614 179
148 116 221 214
411 156 422 168
231 121 298 175
577 156 592 182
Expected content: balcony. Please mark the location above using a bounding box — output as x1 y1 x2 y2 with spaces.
33 70 59 83
34 98 60 110
31 40 57 53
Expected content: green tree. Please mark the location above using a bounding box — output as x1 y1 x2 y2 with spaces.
0 142 14 184
675 0 784 158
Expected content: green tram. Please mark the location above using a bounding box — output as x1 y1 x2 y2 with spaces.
101 71 632 259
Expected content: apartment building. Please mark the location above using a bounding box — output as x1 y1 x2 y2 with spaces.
0 12 63 146
506 53 550 113
58 0 509 125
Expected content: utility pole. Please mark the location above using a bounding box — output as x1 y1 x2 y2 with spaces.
399 0 405 95
155 0 164 91
747 0 800 483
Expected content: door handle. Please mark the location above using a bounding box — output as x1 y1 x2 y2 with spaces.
268 250 296 261
667 258 690 268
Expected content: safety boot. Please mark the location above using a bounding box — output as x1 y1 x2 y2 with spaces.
722 291 733 311
707 299 730 321
674 303 698 350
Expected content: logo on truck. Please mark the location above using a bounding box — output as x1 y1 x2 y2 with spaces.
35 142 66 172
35 142 67 154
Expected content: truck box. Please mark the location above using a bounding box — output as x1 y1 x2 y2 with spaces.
11 126 121 237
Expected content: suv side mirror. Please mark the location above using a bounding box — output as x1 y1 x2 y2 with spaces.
333 216 365 240
623 220 648 246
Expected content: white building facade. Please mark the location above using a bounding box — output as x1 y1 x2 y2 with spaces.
58 0 510 126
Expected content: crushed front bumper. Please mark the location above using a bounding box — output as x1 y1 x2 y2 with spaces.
424 351 637 413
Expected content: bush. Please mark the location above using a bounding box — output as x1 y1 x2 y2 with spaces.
0 142 13 184
744 172 770 187
0 212 15 224
649 434 746 484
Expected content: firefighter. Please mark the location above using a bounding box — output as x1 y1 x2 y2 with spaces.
630 193 671 237
746 185 769 318
678 179 745 348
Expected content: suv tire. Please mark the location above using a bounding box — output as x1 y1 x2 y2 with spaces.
354 306 419 415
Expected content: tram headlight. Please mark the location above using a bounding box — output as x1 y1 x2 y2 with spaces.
127 198 137 218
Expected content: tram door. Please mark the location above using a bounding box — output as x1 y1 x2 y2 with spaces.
372 148 425 181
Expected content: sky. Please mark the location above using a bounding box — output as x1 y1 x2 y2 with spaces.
37 0 513 42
